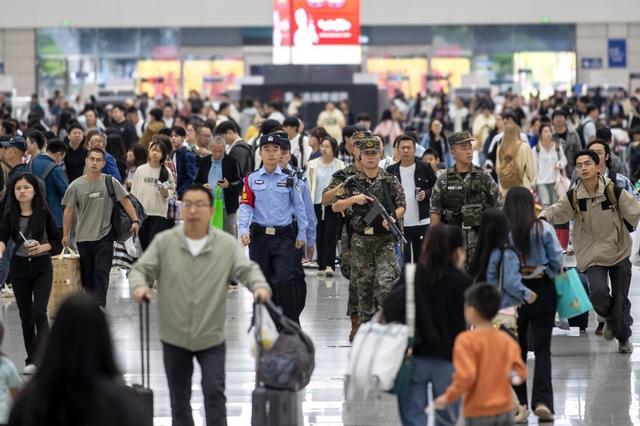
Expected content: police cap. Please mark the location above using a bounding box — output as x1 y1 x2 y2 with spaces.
259 133 282 148
272 131 291 151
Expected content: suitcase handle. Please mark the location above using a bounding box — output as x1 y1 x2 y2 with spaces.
139 300 150 388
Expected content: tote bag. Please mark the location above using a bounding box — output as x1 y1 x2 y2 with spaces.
554 268 593 320
49 247 82 318
210 186 224 229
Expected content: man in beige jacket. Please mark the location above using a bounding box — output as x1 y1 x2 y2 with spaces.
540 150 640 353
130 184 271 426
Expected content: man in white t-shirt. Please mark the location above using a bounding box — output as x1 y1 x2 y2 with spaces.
386 135 437 263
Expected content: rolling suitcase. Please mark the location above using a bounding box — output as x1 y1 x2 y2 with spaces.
251 302 303 426
129 300 154 426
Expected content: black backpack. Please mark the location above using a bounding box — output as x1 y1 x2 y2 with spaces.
105 175 147 242
256 301 315 391
567 179 634 232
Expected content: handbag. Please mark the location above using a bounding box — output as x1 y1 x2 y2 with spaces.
257 301 315 391
554 268 593 320
49 247 82 318
345 265 414 401
494 249 517 332
389 263 416 398
210 186 224 229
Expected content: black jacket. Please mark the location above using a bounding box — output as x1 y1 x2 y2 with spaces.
383 265 471 361
64 144 88 183
386 160 437 221
195 154 243 214
111 119 139 151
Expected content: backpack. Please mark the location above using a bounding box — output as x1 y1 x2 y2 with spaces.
497 145 524 189
231 141 255 173
27 160 57 193
105 175 147 243
567 180 634 232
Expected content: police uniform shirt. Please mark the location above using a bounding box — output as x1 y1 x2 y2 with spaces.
283 166 317 246
237 165 309 241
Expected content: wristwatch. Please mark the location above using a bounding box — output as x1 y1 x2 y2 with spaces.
133 220 141 225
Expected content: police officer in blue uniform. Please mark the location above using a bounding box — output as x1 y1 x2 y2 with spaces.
277 135 317 321
238 133 309 322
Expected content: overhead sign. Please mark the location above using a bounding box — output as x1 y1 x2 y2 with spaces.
273 0 361 65
581 57 603 69
608 39 627 68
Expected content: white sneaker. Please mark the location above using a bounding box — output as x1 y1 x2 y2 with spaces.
324 267 334 277
316 269 326 277
23 364 37 375
0 284 14 298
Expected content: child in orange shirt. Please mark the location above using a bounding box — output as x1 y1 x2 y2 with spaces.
434 283 527 425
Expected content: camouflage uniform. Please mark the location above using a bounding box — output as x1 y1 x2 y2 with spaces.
429 131 501 267
323 164 359 316
336 137 406 322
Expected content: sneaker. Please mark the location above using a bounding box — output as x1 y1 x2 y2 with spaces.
325 267 334 277
534 404 554 422
316 269 326 277
603 322 615 341
23 364 37 375
0 284 14 298
595 322 605 336
514 405 529 423
619 340 633 354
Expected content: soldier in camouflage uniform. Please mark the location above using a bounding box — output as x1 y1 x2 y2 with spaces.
430 130 501 267
322 133 363 341
333 135 406 327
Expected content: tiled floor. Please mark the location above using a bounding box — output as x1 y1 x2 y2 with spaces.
3 266 640 425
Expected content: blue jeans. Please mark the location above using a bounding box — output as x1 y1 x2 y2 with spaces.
398 355 460 426
536 182 557 208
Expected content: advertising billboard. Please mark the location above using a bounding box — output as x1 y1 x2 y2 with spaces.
273 0 361 65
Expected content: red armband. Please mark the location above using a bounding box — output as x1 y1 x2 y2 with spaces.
240 176 255 208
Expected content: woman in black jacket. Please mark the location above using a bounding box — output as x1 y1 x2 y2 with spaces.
9 294 143 426
0 172 61 375
383 224 472 426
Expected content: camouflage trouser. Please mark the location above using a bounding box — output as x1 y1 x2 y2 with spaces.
340 228 358 316
464 228 478 270
351 233 400 322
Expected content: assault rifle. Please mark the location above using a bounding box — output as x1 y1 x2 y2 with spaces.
343 175 407 245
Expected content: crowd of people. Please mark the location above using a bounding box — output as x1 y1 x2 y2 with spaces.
0 84 637 425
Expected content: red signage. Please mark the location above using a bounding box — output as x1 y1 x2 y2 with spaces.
273 0 361 64
291 0 360 46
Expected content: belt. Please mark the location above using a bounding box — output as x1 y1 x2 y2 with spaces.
250 224 293 236
354 228 391 237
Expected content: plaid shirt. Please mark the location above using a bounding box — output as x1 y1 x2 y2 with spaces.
338 148 354 167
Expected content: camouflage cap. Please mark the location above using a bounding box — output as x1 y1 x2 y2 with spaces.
352 130 380 152
448 130 474 148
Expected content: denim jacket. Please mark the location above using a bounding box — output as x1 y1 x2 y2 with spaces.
487 248 535 309
509 220 564 277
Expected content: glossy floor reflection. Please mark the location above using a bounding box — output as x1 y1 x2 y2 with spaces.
3 266 640 425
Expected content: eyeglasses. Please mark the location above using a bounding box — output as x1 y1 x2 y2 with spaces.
183 201 211 210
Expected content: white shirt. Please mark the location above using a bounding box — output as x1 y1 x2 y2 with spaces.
186 236 208 256
314 161 338 204
535 143 567 184
400 164 429 227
